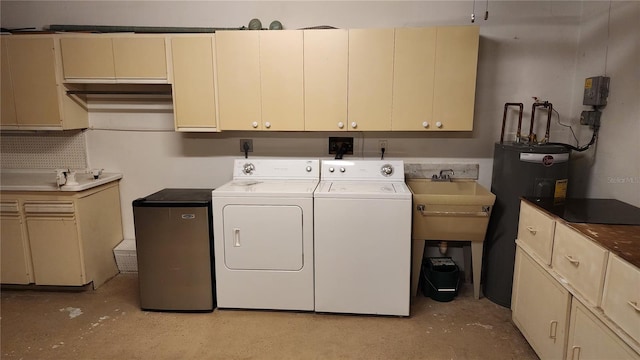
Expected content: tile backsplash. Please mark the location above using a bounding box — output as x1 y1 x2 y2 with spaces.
1 131 87 169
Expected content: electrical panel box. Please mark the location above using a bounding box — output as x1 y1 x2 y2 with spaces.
583 76 610 106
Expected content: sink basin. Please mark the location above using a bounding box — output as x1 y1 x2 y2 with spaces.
406 179 495 206
406 179 496 241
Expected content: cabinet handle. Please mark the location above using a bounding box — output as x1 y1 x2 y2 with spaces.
351 121 357 129
234 228 241 247
422 121 429 128
571 346 581 360
264 121 271 129
436 121 443 128
526 226 537 235
565 255 580 266
337 121 344 129
628 301 640 312
251 121 259 128
549 320 558 342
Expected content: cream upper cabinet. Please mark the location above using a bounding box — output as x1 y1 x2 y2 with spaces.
216 30 303 131
0 38 17 126
171 35 218 131
0 36 89 130
303 29 348 131
392 27 436 131
60 36 168 83
260 31 304 131
432 26 479 131
348 28 395 131
216 31 262 130
512 245 571 360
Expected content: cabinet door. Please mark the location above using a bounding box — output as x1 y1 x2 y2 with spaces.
0 38 17 126
392 27 436 131
216 31 261 130
432 26 479 131
60 37 115 80
348 28 394 131
303 29 348 131
512 246 571 360
260 30 304 131
6 37 62 127
113 37 167 81
171 36 217 130
27 217 86 286
567 299 639 360
0 213 33 284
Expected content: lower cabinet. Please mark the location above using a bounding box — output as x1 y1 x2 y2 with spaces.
0 200 33 284
0 182 123 289
512 246 571 359
567 299 639 360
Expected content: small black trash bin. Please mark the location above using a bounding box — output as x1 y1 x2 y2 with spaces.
420 257 460 302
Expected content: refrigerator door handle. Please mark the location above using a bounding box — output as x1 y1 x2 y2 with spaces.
234 228 241 247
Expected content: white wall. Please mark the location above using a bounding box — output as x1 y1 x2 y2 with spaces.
568 1 640 207
7 0 638 269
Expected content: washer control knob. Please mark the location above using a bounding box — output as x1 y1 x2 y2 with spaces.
329 167 335 173
340 167 346 173
422 121 429 128
306 166 312 172
338 122 344 129
381 164 394 176
243 163 255 175
436 121 443 128
351 122 357 129
264 121 271 129
251 121 259 128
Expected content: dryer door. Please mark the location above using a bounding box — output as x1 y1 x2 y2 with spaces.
222 205 303 271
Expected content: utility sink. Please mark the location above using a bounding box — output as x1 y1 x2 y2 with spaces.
407 179 496 300
406 179 496 241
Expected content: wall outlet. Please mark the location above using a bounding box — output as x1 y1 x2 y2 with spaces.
240 139 253 153
378 140 388 151
328 137 354 155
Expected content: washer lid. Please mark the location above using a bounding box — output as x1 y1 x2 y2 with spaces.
314 181 411 199
212 179 319 198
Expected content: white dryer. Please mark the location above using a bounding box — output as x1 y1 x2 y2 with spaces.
212 159 319 311
314 160 412 316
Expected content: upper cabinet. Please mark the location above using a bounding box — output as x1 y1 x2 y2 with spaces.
392 26 479 131
0 35 88 130
60 35 168 83
432 26 479 131
170 35 218 131
216 30 303 131
348 28 395 131
303 29 348 131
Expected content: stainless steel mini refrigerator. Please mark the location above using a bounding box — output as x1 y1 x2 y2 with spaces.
132 189 215 312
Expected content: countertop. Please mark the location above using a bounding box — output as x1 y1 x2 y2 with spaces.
523 197 640 269
0 169 123 192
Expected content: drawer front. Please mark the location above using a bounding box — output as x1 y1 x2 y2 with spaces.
517 201 555 264
552 223 608 306
602 254 640 344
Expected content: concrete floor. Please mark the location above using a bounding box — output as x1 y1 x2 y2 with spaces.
1 274 537 360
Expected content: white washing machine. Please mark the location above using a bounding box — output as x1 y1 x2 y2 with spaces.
314 160 412 316
212 159 319 311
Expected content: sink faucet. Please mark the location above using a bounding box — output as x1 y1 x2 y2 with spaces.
432 169 455 182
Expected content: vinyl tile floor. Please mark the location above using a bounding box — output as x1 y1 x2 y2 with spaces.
1 274 537 359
